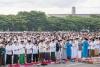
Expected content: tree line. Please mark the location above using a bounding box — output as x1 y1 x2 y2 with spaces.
0 11 100 32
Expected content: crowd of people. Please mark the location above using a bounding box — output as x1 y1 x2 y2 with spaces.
0 31 100 65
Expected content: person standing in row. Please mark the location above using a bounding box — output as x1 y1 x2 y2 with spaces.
0 44 6 65
88 39 95 57
94 38 100 56
6 42 12 64
39 40 45 62
19 41 25 64
78 38 82 61
45 41 50 62
50 40 56 62
25 40 33 63
82 38 89 58
65 39 72 61
12 41 19 64
60 40 67 63
55 40 62 63
32 43 39 62
71 39 78 61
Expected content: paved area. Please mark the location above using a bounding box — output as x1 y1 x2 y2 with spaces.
40 63 100 67
45 63 100 67
1 63 100 67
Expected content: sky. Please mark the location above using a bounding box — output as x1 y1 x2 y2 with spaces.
0 0 100 15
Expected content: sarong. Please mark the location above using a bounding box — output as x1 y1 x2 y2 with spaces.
19 54 25 64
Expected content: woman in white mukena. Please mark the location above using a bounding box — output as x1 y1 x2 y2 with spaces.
71 38 78 61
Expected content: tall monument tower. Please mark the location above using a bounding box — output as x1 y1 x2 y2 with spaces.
72 6 76 15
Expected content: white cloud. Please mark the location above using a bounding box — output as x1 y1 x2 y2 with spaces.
0 0 100 14
75 0 100 14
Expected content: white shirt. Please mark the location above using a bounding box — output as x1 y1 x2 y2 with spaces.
89 41 95 49
95 44 99 49
39 42 45 53
73 41 78 51
19 43 25 54
12 44 20 55
94 40 100 49
32 45 38 54
50 42 56 52
25 43 33 54
6 45 12 55
45 44 50 52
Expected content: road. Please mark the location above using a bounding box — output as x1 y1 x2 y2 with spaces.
1 63 100 67
39 63 100 67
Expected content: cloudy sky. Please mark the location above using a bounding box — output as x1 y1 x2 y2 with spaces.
0 0 100 15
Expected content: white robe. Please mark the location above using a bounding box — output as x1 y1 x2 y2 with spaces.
61 44 67 59
78 51 82 58
71 42 78 59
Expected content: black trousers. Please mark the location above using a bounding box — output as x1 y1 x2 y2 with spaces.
0 54 5 65
45 52 50 61
13 55 19 64
0 48 6 65
6 54 12 64
39 52 45 62
33 54 38 62
0 55 5 65
51 52 56 61
26 54 32 63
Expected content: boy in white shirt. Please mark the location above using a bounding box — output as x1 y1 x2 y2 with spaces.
6 42 12 64
44 41 50 62
94 38 100 56
32 43 39 62
50 40 56 62
25 40 33 63
12 41 19 64
89 39 95 57
38 40 45 62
